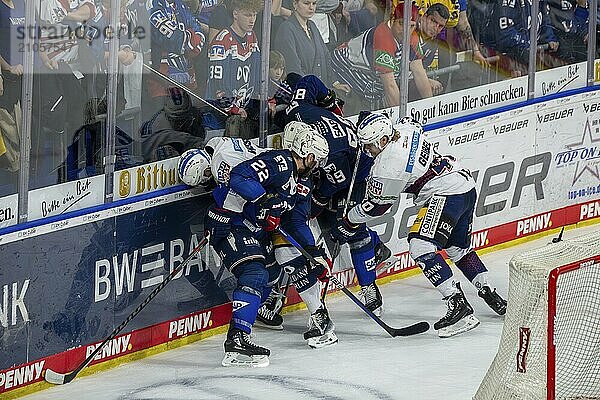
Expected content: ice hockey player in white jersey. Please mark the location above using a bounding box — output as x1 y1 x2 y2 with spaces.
340 112 507 338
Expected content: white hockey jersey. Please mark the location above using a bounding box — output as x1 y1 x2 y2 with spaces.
348 126 475 224
206 137 268 184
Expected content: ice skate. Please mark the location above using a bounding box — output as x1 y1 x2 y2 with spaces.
359 281 383 316
222 328 270 367
303 306 338 349
375 242 398 272
434 283 480 338
478 285 507 315
255 288 285 330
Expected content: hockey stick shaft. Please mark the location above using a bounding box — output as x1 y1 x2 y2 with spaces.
45 235 210 385
142 63 228 117
278 228 429 337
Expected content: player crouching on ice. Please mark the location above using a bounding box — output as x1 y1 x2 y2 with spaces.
182 124 331 366
338 113 507 338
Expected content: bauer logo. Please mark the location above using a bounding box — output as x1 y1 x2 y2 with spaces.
536 108 573 124
517 327 531 373
119 171 131 198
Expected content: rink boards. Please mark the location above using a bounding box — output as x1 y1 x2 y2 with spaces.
1 86 600 398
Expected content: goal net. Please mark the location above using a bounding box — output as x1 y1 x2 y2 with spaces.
474 229 600 400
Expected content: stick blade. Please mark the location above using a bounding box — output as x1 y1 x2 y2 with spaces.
391 321 430 337
45 369 67 385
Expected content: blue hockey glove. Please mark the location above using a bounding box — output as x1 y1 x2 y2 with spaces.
330 216 361 244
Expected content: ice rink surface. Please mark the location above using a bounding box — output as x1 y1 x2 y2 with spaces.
23 225 599 400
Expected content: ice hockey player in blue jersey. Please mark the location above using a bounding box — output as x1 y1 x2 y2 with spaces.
343 112 507 338
178 129 337 348
203 127 329 366
285 75 394 317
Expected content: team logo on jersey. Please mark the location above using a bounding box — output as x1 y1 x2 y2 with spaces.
367 177 384 197
209 44 226 59
374 50 398 72
217 161 231 183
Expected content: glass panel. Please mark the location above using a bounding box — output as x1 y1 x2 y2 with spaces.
0 0 24 227
407 0 530 125
534 0 589 96
28 0 112 220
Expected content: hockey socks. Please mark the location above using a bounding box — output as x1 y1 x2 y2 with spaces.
455 251 489 289
415 252 457 298
231 286 262 333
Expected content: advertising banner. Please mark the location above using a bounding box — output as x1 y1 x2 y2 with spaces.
0 193 17 228
0 192 230 376
27 176 106 220
113 157 180 201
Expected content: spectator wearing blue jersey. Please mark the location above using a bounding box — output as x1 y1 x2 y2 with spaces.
547 0 589 64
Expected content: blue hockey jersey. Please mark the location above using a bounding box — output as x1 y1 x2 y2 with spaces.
489 0 558 52
213 149 298 226
285 100 373 200
206 28 261 112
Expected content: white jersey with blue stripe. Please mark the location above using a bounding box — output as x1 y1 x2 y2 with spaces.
208 137 268 184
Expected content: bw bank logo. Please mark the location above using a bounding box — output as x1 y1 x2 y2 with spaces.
554 118 600 185
119 171 131 198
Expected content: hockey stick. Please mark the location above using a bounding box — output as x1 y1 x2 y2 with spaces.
142 63 228 117
45 235 210 385
278 228 430 337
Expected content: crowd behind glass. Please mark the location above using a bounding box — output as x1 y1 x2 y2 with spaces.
0 0 597 220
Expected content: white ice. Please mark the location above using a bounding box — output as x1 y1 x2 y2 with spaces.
23 225 599 400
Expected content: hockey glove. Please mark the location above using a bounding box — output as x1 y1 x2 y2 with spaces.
330 216 361 244
306 245 332 282
310 190 329 219
257 195 288 232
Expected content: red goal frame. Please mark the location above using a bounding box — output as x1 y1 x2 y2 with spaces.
547 254 600 400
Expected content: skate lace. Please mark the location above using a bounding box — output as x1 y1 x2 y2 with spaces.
259 305 277 320
309 309 328 331
241 332 262 350
361 284 377 305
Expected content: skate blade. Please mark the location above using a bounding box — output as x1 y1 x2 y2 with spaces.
222 352 270 367
307 332 338 349
254 320 284 331
438 315 480 338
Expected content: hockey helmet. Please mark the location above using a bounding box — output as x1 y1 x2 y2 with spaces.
177 148 212 186
284 121 329 166
356 112 394 147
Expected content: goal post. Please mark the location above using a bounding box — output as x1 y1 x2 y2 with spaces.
474 229 600 400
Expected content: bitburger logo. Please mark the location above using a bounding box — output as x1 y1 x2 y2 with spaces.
119 171 131 198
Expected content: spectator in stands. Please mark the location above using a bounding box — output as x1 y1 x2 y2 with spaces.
268 50 294 132
273 0 338 87
413 2 450 97
345 0 384 38
147 0 205 110
140 87 206 162
547 0 589 64
206 0 262 139
0 0 24 176
330 1 431 115
481 0 559 73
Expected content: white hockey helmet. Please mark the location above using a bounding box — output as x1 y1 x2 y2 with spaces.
356 112 394 147
177 148 212 186
284 121 329 165
396 116 424 137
